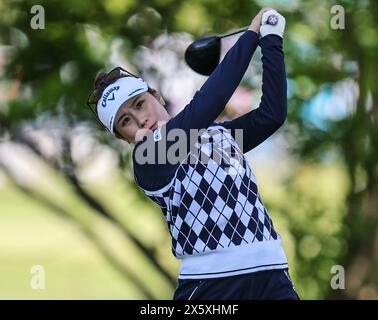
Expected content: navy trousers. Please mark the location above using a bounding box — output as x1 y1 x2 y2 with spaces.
173 269 299 300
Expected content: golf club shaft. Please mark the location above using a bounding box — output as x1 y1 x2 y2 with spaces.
218 26 249 39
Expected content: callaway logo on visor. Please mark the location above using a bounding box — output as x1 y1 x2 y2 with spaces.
102 87 144 108
102 86 120 108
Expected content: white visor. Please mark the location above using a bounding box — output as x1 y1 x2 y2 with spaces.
96 77 148 133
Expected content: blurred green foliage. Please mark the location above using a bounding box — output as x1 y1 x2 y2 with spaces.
0 0 377 299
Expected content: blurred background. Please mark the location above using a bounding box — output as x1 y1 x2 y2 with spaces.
0 0 377 299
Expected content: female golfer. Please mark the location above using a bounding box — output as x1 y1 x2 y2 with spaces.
87 8 298 300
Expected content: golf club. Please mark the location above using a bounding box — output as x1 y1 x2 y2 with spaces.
185 14 278 75
184 26 248 76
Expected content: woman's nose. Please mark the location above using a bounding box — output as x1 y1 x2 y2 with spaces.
139 118 148 128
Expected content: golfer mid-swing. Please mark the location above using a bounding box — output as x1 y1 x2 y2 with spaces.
87 8 299 300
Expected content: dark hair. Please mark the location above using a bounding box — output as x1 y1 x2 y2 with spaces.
94 72 108 87
113 127 122 138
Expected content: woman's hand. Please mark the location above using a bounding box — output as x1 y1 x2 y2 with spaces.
260 9 286 38
248 7 273 34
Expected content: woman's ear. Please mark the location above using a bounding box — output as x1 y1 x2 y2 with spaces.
159 96 166 106
149 88 166 106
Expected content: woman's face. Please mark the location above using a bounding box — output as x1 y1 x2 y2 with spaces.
113 89 170 144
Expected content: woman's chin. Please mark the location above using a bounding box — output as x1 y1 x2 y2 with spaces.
134 128 152 142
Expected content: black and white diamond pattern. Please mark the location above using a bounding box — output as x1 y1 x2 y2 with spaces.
146 125 278 257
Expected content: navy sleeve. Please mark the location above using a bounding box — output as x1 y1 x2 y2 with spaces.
133 30 260 191
217 34 287 153
165 30 259 133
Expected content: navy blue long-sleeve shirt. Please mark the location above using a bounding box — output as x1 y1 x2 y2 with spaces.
133 31 287 192
132 31 289 280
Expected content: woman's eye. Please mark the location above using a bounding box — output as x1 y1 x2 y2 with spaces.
136 101 144 109
122 117 130 127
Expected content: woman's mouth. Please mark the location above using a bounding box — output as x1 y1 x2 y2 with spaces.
149 122 157 131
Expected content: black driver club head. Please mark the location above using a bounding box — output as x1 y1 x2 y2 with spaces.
184 35 221 76
184 26 249 76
